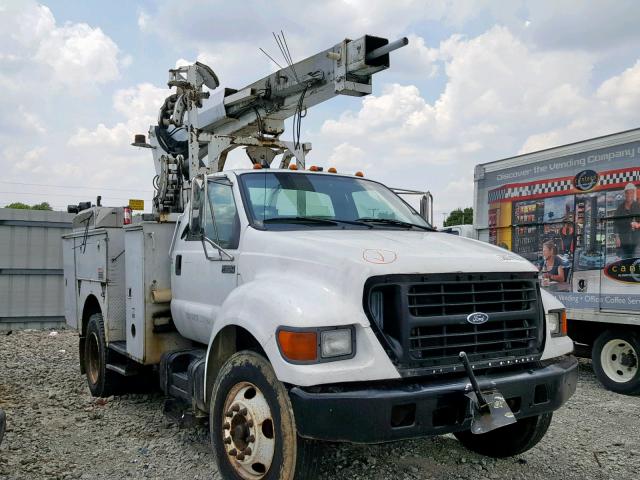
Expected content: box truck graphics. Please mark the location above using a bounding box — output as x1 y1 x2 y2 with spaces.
475 131 640 393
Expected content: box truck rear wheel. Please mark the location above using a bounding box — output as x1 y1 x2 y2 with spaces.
592 330 640 395
85 313 120 397
210 351 319 480
454 412 552 457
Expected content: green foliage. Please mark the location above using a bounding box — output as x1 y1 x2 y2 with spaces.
444 207 473 227
4 201 53 211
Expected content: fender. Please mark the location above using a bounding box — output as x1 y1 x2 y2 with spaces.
203 273 399 402
540 288 574 360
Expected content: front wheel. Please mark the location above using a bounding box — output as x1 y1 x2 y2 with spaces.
210 351 319 480
592 330 640 395
454 412 552 457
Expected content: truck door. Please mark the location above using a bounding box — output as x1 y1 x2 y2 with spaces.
171 175 240 343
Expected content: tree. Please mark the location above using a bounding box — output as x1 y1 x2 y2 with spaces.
5 201 53 211
444 207 473 227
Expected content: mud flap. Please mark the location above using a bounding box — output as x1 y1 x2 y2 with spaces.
459 351 516 435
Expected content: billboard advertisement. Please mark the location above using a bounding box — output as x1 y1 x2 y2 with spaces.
476 140 640 313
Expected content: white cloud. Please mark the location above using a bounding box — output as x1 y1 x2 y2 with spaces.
312 26 640 223
69 83 169 148
0 2 125 91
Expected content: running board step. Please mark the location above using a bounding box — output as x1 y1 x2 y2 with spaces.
106 362 139 377
108 341 128 357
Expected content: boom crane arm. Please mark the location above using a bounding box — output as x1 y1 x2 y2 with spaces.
139 35 408 216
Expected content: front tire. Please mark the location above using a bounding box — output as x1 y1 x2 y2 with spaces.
210 351 319 480
454 413 552 457
592 330 640 395
84 313 120 397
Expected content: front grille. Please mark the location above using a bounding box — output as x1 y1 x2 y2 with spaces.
408 279 537 317
364 272 544 376
409 319 537 363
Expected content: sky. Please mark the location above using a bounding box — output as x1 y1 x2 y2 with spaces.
1 0 640 225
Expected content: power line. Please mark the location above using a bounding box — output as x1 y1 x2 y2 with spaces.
0 180 153 193
0 191 152 201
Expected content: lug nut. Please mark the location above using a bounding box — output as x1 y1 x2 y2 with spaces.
224 437 232 445
231 405 240 412
223 422 230 430
225 411 233 418
239 408 247 416
237 453 245 461
247 435 255 443
229 448 237 457
244 447 252 456
247 420 254 428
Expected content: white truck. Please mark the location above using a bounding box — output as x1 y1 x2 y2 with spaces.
474 128 640 395
63 35 577 479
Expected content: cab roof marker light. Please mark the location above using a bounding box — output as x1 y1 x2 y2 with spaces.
328 167 337 173
355 171 364 177
289 164 298 170
253 163 263 169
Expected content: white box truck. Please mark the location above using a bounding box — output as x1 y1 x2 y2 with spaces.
63 36 577 479
474 128 640 395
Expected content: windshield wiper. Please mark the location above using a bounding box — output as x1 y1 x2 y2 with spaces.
263 216 339 225
262 216 374 228
356 217 434 231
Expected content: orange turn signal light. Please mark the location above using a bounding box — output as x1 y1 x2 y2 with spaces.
560 310 567 336
309 165 320 172
355 171 364 177
277 329 318 362
253 163 263 169
289 164 298 170
328 167 337 173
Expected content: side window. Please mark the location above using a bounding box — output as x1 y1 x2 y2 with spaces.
205 180 240 249
189 176 205 239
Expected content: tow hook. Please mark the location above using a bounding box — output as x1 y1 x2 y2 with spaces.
459 351 517 435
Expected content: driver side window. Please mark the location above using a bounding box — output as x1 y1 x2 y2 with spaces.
204 180 240 249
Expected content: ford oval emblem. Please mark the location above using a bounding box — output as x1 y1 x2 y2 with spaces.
467 312 489 325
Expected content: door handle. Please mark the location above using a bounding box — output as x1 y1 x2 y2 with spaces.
175 254 182 275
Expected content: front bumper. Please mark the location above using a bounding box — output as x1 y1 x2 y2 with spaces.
289 355 578 443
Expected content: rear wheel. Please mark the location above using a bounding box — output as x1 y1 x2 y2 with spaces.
210 351 319 480
454 413 552 457
84 313 120 397
592 330 640 395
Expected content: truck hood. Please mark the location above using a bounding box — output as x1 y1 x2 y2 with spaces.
242 228 537 277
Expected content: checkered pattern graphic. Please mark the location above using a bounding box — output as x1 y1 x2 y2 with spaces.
600 169 640 186
488 168 640 202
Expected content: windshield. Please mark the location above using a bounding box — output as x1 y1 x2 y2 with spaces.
239 172 432 230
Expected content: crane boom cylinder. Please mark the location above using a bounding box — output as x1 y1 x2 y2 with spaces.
366 37 409 62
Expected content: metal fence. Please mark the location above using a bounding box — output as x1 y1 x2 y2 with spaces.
0 208 73 331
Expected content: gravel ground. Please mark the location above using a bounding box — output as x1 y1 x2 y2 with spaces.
0 329 639 480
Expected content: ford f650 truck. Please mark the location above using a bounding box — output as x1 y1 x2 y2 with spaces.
63 35 577 479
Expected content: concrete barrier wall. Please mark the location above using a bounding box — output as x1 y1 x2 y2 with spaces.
0 208 74 330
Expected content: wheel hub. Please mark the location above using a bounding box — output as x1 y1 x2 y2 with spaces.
222 382 275 479
601 339 639 383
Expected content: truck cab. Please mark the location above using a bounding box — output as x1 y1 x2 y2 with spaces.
168 168 575 477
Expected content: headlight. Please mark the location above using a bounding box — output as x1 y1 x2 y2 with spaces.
546 310 567 337
321 328 353 358
277 326 355 363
